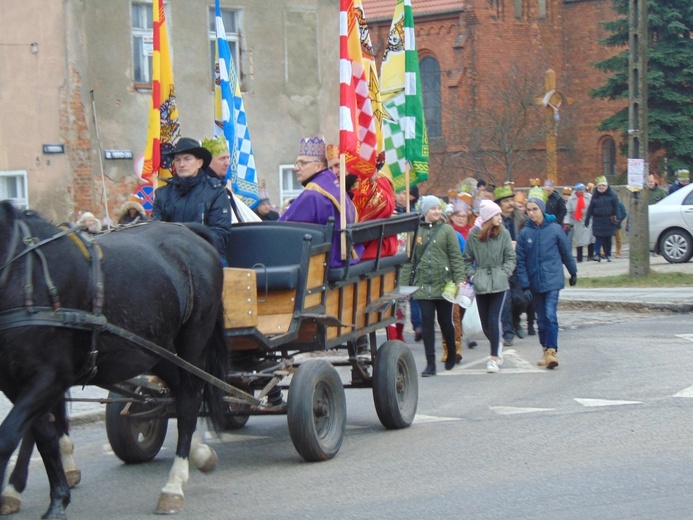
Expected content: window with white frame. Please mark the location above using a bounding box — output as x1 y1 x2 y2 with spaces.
208 7 241 86
132 2 172 85
0 171 29 209
279 164 303 207
132 2 153 84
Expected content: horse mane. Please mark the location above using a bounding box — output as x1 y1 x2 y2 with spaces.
13 207 63 239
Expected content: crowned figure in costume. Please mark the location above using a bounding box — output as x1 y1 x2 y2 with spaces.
279 136 363 268
201 135 261 223
335 147 397 260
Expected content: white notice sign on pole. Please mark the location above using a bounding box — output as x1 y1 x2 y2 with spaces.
627 158 645 189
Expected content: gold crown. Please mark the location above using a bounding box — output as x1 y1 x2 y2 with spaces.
326 144 339 161
527 186 548 203
201 135 229 156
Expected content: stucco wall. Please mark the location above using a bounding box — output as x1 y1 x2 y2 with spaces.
1 0 341 221
0 0 72 221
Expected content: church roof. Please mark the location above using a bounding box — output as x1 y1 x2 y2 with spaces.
362 0 465 21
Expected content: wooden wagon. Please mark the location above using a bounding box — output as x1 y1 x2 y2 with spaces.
104 212 421 462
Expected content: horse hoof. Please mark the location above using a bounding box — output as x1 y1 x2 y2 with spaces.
65 468 82 488
155 493 183 515
0 495 21 516
190 445 218 474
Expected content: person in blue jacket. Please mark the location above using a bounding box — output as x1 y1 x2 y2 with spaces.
516 187 577 369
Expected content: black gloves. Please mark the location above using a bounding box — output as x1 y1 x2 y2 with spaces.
522 288 533 302
569 273 577 286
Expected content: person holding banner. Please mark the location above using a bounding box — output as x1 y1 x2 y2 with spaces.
151 137 232 265
279 136 363 268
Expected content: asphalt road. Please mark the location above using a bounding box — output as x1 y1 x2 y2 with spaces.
7 312 692 520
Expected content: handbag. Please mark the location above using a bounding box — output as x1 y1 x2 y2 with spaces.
407 224 443 285
456 282 475 309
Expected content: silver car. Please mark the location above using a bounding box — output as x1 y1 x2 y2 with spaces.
649 183 693 263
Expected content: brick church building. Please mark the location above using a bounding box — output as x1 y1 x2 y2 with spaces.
364 0 628 192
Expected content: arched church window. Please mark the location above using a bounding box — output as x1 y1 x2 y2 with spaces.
420 56 442 138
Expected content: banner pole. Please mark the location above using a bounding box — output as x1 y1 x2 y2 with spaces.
339 153 347 261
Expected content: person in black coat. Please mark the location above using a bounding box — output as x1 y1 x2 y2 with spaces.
151 137 233 265
543 180 567 225
584 176 620 262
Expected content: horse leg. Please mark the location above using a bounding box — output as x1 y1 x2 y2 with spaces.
58 434 80 490
52 402 80 489
32 415 70 520
189 431 218 474
0 432 35 515
155 379 204 515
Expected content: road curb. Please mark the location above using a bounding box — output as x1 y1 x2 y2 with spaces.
69 411 105 426
559 300 693 313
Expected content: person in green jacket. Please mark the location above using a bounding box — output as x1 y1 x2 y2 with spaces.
647 174 668 205
461 200 516 373
401 196 466 377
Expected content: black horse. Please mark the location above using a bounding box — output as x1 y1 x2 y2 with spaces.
1 396 81 516
0 201 228 518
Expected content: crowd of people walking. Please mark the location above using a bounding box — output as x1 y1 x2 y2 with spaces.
72 133 686 380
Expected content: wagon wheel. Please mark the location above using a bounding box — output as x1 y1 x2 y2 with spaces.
372 341 419 429
287 360 346 462
222 384 253 430
105 389 168 464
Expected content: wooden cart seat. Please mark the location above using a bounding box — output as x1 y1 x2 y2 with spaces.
226 222 329 291
327 251 409 282
326 213 419 283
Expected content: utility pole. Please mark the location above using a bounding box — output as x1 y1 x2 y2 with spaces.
628 0 649 276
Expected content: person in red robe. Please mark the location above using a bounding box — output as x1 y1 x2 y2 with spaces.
327 145 397 260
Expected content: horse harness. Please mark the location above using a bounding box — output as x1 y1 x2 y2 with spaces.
0 218 260 404
0 220 104 383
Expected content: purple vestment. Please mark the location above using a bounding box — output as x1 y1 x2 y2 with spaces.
279 169 364 268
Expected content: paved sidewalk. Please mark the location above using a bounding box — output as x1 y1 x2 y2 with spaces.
559 244 693 312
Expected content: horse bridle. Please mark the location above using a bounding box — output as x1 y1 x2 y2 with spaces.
0 216 106 383
0 219 103 312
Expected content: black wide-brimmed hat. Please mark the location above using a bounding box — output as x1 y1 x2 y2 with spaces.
166 138 212 171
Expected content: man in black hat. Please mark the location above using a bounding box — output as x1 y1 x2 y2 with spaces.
151 137 233 264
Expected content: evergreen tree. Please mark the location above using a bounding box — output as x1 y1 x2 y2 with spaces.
591 0 693 175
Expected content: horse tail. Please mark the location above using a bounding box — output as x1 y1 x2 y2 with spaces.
202 304 229 433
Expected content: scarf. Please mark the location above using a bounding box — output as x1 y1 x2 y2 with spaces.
452 224 472 240
574 192 585 221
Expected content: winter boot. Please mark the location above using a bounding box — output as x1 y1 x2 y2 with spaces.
455 339 463 364
386 325 398 341
395 323 405 341
444 342 457 370
421 359 436 377
545 348 559 369
537 348 548 367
